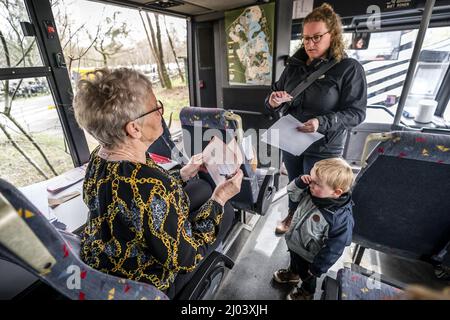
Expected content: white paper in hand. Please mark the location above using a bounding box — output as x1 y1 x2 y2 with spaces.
202 136 244 186
261 114 324 156
242 135 254 161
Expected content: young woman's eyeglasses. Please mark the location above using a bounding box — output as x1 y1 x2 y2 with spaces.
300 31 329 44
133 100 164 121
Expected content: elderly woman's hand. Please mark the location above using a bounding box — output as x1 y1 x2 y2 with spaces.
211 169 243 206
180 153 204 181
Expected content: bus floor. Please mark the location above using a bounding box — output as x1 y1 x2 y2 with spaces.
214 194 447 300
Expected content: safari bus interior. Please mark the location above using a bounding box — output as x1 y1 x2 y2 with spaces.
1 0 450 301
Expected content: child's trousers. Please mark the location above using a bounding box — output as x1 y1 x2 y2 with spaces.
289 250 317 294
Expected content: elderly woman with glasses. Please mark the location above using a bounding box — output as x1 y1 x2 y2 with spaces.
265 3 367 235
73 68 242 298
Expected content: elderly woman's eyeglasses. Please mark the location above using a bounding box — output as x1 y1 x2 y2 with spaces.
133 100 164 121
300 31 329 44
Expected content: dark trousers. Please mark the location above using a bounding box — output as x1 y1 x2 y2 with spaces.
289 250 317 294
167 178 235 299
282 151 326 211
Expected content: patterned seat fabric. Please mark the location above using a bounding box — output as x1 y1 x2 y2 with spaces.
337 268 403 300
363 131 450 168
353 130 450 264
180 107 238 130
0 179 168 300
180 106 259 205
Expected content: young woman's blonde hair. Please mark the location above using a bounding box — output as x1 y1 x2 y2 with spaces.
73 68 153 148
303 3 346 62
313 158 354 193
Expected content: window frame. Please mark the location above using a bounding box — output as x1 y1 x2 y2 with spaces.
0 0 91 167
291 8 450 126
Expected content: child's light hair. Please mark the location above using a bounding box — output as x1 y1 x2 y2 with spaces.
313 158 354 193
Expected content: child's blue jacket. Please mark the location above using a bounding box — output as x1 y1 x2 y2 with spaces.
285 178 354 276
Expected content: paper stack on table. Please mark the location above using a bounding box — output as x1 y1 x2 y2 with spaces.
261 114 324 156
47 163 87 194
20 180 57 222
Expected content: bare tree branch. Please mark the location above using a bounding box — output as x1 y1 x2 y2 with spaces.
1 2 58 177
68 23 100 71
14 39 36 66
163 15 184 82
139 10 162 83
0 123 49 180
155 13 172 89
63 22 86 50
1 113 59 176
4 78 22 115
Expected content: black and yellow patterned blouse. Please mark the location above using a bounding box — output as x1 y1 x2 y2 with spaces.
80 147 224 291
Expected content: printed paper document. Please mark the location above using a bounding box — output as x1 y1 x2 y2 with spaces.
202 136 244 186
261 114 324 156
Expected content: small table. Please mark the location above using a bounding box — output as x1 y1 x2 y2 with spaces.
19 169 88 233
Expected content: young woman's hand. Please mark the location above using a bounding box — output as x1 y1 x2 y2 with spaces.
268 91 293 108
211 169 243 206
297 118 319 133
180 153 204 181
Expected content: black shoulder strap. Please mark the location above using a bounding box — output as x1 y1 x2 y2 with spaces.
280 59 338 115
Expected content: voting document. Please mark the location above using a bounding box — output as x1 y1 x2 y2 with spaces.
202 136 244 186
261 114 324 156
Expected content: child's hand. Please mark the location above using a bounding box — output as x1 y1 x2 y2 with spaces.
300 175 312 185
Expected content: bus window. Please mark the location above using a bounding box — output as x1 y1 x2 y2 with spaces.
342 27 450 124
289 39 302 57
51 0 189 151
444 100 450 121
407 27 450 124
1 1 74 187
0 77 74 187
0 0 43 68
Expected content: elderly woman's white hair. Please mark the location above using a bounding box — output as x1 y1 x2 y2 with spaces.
73 68 153 148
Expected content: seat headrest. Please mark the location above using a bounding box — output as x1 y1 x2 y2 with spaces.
364 131 450 168
0 180 56 274
180 106 241 131
0 178 169 300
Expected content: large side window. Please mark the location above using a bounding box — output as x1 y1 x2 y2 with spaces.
1 0 73 187
290 25 450 125
344 27 450 124
0 0 43 68
445 100 450 121
51 0 188 152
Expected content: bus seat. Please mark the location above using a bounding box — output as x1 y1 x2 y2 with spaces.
321 265 404 300
0 178 168 300
147 118 187 164
179 106 277 215
352 131 450 266
0 178 233 300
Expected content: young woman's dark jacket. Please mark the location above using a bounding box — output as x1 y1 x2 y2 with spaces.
265 48 367 157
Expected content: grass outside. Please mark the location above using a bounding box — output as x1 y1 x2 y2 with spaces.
152 77 189 123
0 132 74 187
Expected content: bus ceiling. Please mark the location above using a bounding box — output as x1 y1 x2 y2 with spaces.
292 1 450 36
92 1 450 17
91 0 450 28
89 0 265 18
